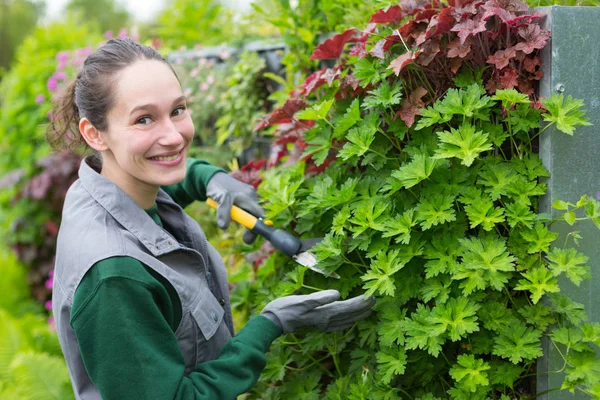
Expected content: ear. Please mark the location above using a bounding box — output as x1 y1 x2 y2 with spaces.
79 117 108 152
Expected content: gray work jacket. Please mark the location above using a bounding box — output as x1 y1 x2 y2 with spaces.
52 156 234 399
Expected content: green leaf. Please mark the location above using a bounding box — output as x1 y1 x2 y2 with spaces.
353 58 381 87
436 84 492 120
296 99 334 120
584 198 600 229
547 248 591 286
520 223 559 254
385 154 437 192
382 209 416 245
517 303 556 330
377 304 406 347
542 93 592 135
429 297 481 341
563 211 576 225
489 360 524 387
376 345 407 384
361 249 407 297
492 323 543 363
415 194 456 230
548 294 587 325
434 123 493 167
334 98 362 138
552 327 590 353
449 354 490 393
423 235 462 278
454 235 516 294
506 176 546 206
504 202 536 228
479 302 520 332
420 275 452 304
362 80 403 110
477 162 515 200
332 206 352 236
464 196 505 231
301 126 333 166
414 105 452 130
349 198 389 237
402 304 445 356
563 350 600 390
491 88 530 108
338 118 378 161
515 267 560 304
8 352 73 400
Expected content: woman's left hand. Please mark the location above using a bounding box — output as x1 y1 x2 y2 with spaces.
206 172 264 244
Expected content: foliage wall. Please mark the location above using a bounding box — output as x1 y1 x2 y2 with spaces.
233 1 600 398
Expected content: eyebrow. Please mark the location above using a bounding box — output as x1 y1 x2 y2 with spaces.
129 95 187 115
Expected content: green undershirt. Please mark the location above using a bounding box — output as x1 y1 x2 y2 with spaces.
70 158 282 399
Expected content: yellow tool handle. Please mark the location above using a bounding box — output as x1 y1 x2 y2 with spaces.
206 198 273 229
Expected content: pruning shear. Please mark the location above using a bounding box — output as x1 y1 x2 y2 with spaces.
206 198 340 279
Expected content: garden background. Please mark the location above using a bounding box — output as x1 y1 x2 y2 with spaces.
1 0 600 398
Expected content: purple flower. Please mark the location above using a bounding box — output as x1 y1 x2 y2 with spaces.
57 61 66 71
104 30 113 39
200 82 209 91
45 300 53 310
48 316 56 332
56 51 70 62
54 71 67 81
47 78 58 92
118 28 128 39
35 94 45 104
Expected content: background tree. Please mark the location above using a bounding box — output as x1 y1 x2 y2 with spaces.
65 0 130 35
0 0 45 81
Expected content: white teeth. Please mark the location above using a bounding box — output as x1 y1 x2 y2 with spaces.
150 153 178 161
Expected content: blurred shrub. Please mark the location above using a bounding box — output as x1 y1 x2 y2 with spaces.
0 246 72 400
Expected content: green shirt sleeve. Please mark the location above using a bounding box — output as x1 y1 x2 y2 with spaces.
71 257 281 400
161 158 226 208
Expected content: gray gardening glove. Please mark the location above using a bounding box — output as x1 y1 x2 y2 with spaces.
206 172 264 244
260 289 375 334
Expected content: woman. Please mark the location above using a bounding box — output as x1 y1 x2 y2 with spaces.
48 38 374 399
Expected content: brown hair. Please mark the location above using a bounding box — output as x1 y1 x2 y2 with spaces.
46 38 178 153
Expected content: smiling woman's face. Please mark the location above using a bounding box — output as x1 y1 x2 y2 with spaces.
99 59 194 202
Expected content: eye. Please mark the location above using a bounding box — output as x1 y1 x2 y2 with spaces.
136 116 153 125
171 105 186 117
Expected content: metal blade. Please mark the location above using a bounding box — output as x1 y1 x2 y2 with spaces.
298 238 323 253
293 251 341 279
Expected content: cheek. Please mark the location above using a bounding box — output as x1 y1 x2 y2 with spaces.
178 115 195 140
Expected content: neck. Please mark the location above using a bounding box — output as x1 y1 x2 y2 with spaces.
99 156 159 210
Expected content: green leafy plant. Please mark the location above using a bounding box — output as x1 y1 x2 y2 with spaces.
239 1 599 398
0 246 72 400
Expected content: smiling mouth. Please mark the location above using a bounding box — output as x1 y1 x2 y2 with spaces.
148 149 182 162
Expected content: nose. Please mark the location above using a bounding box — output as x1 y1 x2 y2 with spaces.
158 118 184 147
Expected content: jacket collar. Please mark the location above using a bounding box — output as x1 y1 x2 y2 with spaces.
78 155 179 256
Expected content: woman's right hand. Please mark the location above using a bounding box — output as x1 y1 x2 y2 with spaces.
260 290 375 334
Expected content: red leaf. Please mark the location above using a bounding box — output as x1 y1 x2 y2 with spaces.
523 55 542 73
370 6 403 24
349 43 368 58
351 23 377 43
447 37 472 58
388 50 422 75
514 24 551 55
45 220 59 236
396 86 428 127
340 74 360 91
499 68 519 89
310 29 357 60
402 0 434 16
369 39 387 59
487 46 517 69
451 14 487 44
230 160 267 189
506 13 545 28
254 99 306 131
416 39 441 66
482 0 527 23
425 7 456 39
453 1 484 18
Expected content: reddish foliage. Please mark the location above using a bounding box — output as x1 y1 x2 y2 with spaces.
369 6 404 24
396 86 428 127
310 29 357 60
230 159 268 189
514 24 551 54
388 50 423 75
254 99 306 131
487 46 517 69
